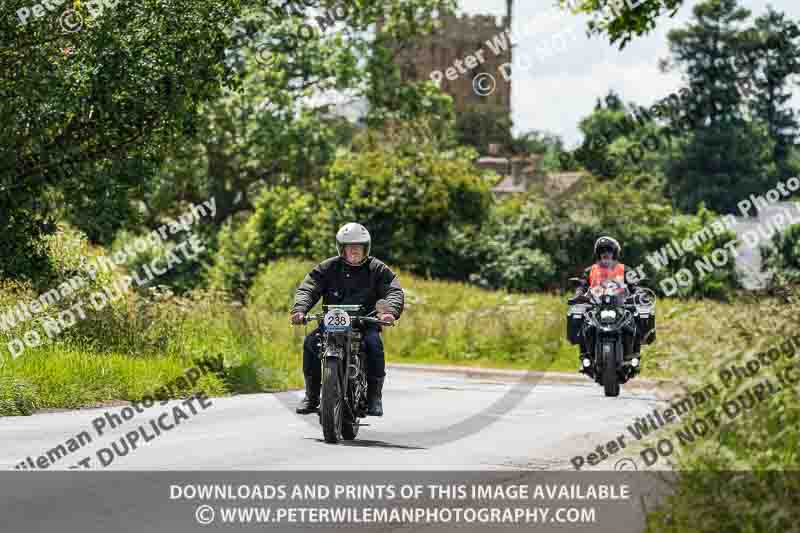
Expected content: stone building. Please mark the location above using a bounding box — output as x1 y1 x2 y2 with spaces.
391 13 512 115
385 8 586 199
476 145 587 199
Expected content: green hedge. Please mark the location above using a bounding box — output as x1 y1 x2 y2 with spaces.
761 222 800 286
464 179 739 298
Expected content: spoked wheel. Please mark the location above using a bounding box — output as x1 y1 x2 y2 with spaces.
603 344 620 397
341 377 361 440
342 411 360 440
321 358 343 443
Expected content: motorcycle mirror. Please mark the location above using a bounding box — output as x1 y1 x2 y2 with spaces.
568 277 586 286
375 299 391 315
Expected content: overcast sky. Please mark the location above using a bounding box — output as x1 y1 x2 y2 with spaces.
456 0 800 147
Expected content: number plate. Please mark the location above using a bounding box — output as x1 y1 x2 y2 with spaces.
324 309 351 332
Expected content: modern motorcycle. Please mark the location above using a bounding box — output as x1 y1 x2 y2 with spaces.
567 279 655 397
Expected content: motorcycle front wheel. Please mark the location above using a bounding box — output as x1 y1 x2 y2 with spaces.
603 343 620 397
321 358 344 443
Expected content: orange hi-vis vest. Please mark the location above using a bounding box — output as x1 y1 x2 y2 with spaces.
589 263 625 288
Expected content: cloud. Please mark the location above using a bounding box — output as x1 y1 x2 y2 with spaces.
458 0 800 145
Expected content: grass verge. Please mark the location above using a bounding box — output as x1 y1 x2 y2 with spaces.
0 258 792 417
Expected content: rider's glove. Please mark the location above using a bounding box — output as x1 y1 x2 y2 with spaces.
290 312 305 325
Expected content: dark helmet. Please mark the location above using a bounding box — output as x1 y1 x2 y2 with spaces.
594 236 621 261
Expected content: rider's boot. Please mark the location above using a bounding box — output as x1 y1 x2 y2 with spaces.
296 374 320 414
367 377 384 417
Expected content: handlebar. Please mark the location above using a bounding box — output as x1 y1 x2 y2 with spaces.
293 314 395 327
359 316 395 327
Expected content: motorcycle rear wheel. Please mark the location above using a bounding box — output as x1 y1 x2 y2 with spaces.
321 358 344 443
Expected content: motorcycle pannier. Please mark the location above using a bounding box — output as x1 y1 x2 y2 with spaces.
635 306 656 345
566 304 590 345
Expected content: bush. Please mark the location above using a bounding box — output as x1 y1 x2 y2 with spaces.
205 186 317 297
112 227 215 295
761 223 800 286
0 182 54 283
247 258 317 313
0 378 39 416
464 179 740 298
464 199 558 291
646 289 800 532
318 123 493 279
0 224 127 360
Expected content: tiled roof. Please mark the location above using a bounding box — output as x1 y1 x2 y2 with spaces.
476 156 511 165
490 171 587 195
491 176 527 193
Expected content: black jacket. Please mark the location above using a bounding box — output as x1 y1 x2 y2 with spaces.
291 256 405 318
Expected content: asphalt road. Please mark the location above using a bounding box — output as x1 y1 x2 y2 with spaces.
0 365 670 472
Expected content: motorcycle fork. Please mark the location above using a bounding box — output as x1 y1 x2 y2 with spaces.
342 337 350 404
319 335 345 396
596 336 622 370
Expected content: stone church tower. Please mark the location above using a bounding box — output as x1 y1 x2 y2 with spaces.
392 13 512 115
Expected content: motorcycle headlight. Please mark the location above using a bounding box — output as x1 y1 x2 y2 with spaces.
599 309 617 322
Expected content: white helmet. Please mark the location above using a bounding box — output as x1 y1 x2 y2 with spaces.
336 223 371 265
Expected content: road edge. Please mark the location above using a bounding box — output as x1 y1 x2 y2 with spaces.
387 362 678 392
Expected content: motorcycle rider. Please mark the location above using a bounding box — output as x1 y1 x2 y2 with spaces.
572 236 641 370
290 223 404 417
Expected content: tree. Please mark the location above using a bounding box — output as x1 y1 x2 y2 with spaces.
454 106 513 154
508 130 565 173
135 0 459 232
318 119 493 280
563 0 686 49
2 0 247 278
572 91 641 178
662 0 776 213
0 0 459 280
762 223 800 287
664 0 752 128
744 8 800 178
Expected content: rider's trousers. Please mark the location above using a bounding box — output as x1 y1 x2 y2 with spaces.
303 326 386 381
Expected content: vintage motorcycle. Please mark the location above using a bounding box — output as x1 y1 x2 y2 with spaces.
567 279 655 397
301 300 394 443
